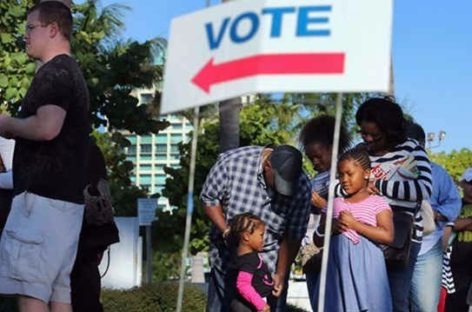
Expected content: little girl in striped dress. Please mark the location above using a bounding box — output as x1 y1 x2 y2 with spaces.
313 148 394 312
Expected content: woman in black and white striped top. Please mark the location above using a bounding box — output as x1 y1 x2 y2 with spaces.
354 97 433 312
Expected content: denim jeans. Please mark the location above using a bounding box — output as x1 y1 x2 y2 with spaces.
206 267 289 312
387 241 421 312
410 239 443 312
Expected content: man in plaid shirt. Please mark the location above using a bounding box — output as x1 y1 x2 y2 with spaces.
201 145 311 311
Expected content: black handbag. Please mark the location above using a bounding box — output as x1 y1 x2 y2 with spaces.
382 210 414 268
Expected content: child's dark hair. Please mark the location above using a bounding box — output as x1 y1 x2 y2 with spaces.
227 213 265 248
299 115 352 154
338 147 371 170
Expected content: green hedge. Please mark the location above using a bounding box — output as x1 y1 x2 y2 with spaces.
102 282 206 312
102 282 308 312
1 283 308 312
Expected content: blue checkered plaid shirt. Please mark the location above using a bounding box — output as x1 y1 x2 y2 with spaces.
200 146 311 273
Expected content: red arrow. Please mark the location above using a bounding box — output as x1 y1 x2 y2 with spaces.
191 53 345 93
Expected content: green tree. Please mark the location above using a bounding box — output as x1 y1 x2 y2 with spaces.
0 0 34 109
430 148 472 182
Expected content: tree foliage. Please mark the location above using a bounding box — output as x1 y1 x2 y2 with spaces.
0 0 35 109
430 148 472 182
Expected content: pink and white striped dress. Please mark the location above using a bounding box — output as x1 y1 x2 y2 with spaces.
333 195 391 244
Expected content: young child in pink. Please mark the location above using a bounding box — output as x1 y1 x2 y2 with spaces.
227 213 277 312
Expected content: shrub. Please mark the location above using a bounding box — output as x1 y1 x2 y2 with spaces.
101 282 206 312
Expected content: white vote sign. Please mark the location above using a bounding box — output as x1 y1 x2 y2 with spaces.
161 0 393 114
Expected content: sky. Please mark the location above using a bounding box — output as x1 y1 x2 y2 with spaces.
92 0 471 153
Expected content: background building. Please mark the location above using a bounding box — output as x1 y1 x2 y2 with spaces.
124 88 192 211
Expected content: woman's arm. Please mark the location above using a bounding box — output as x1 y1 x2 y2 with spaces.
453 217 472 232
311 191 327 210
375 142 433 202
338 210 394 244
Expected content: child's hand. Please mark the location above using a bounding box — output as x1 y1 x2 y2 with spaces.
271 273 284 297
311 191 327 209
338 211 357 231
261 304 270 312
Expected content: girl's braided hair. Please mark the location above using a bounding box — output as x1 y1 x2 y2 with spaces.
338 147 371 171
227 213 265 249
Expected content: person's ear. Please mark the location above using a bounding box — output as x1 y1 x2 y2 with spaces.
364 168 371 180
48 22 59 39
264 158 272 170
242 232 251 242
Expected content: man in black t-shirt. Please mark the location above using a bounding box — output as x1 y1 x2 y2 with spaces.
0 2 89 311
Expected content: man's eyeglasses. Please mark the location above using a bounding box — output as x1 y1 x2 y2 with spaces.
25 23 47 33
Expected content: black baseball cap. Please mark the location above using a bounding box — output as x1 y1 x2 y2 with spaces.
269 145 303 196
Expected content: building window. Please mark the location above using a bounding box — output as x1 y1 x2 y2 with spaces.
140 155 153 161
155 144 167 155
140 135 152 144
140 164 152 171
155 174 166 185
170 145 179 155
156 134 167 144
139 174 152 184
127 145 136 155
171 134 182 144
171 123 183 130
140 144 152 155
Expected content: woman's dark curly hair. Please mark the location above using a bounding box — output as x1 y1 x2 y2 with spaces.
355 97 407 149
299 115 352 154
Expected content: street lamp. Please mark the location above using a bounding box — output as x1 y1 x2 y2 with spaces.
426 130 446 149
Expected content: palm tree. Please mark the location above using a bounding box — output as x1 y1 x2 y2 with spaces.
218 0 241 153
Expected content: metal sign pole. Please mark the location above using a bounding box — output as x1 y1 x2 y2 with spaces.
146 225 152 283
317 93 343 312
176 106 200 312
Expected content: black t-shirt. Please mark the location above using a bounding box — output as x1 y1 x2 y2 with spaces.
229 252 274 298
13 54 90 204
